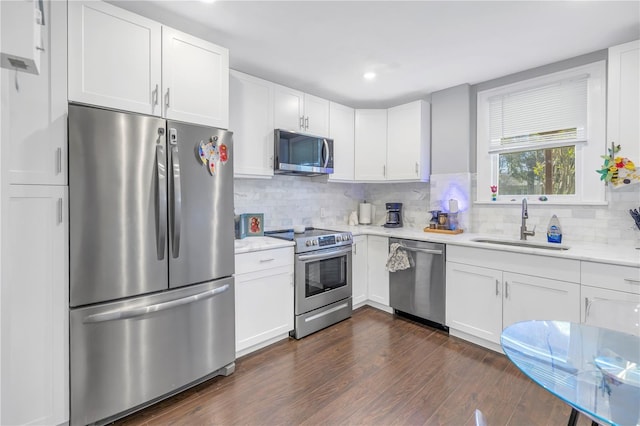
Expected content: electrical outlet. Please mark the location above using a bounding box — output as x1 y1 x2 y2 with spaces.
320 208 327 218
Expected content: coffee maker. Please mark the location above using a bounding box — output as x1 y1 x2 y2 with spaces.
384 202 403 228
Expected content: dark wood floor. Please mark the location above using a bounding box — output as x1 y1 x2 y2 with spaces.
116 306 593 426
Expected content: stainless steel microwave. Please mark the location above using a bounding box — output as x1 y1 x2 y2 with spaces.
274 129 334 176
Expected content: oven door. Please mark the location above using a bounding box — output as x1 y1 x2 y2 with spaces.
295 246 352 314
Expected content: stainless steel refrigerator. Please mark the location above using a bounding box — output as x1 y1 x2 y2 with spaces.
68 104 235 425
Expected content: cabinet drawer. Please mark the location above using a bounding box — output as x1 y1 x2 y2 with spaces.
448 245 580 283
236 247 293 275
581 261 640 294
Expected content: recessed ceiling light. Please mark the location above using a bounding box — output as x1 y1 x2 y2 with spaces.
363 72 376 80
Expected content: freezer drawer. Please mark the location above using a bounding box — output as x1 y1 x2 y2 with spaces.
389 239 446 327
70 278 235 425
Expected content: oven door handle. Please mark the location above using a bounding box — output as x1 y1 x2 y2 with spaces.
298 247 352 262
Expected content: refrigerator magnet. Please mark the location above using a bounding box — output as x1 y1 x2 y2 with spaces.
197 141 208 165
219 144 228 163
197 140 219 176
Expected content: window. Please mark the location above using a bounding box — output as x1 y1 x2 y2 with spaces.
476 61 606 204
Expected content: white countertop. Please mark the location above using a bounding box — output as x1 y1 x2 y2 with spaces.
234 226 640 268
327 225 640 268
234 236 294 254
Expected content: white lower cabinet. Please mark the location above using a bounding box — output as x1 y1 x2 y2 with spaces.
235 247 294 357
580 260 640 331
502 272 580 327
446 262 503 344
446 246 580 351
1 185 68 425
351 235 368 307
581 285 640 328
367 236 390 308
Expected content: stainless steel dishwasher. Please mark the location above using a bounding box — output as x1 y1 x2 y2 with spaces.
388 238 447 329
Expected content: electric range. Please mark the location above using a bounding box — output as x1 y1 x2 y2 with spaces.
266 228 353 338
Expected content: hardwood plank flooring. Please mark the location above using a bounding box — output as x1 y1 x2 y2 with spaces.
115 306 593 425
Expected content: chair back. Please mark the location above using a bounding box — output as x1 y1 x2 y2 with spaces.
585 298 640 336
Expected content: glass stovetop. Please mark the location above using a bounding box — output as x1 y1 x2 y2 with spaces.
266 228 337 241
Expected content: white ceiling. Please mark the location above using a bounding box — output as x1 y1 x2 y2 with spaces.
113 1 640 108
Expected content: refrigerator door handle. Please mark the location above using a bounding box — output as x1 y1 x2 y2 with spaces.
82 284 230 324
156 144 167 260
170 145 182 258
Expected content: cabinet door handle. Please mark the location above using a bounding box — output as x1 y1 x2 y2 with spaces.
585 297 592 321
305 116 309 130
299 116 304 130
165 88 171 109
57 198 63 225
495 279 499 296
56 147 62 175
383 164 386 177
259 258 275 263
505 281 509 299
624 278 640 284
415 162 419 175
353 243 357 255
153 84 159 106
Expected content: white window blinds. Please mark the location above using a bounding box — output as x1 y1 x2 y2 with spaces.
488 74 588 154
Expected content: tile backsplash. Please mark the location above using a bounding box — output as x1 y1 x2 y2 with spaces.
234 174 640 246
234 177 431 230
234 176 363 230
469 175 640 247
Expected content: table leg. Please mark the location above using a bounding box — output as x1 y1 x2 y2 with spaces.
568 408 579 426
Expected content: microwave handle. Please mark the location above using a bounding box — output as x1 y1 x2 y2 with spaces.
322 139 330 168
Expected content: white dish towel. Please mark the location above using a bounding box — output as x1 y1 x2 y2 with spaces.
386 243 414 272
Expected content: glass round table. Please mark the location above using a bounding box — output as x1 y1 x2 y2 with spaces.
501 320 640 426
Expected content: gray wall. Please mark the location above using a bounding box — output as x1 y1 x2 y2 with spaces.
430 84 471 174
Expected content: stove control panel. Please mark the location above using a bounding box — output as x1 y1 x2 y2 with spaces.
299 233 352 252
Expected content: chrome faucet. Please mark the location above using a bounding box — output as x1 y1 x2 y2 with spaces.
520 198 536 240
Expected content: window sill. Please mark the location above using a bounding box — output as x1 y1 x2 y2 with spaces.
474 200 608 206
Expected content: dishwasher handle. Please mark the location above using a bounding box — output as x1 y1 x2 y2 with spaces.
398 245 443 256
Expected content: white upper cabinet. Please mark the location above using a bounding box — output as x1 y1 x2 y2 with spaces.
68 0 162 116
162 27 229 128
354 101 430 182
68 1 229 128
328 101 355 181
354 109 387 180
229 70 274 178
387 100 430 181
607 40 639 164
273 84 304 132
273 84 329 136
3 0 67 185
303 93 330 136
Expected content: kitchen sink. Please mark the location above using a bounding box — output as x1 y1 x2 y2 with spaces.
471 238 570 251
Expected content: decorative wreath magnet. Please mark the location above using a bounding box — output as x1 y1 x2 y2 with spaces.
196 136 229 176
596 143 638 186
